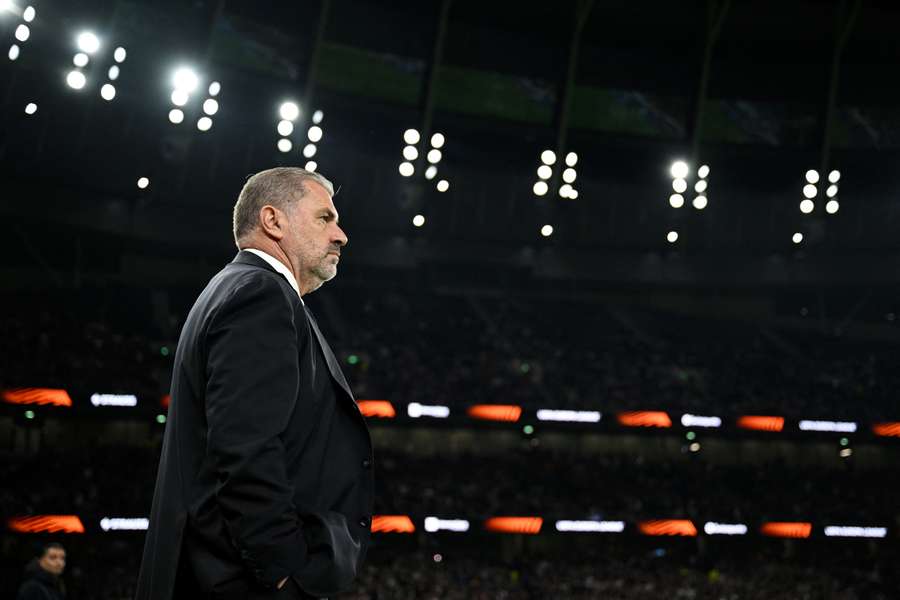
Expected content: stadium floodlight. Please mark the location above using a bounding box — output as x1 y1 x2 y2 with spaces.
202 99 219 116
565 151 578 167
24 102 36 115
436 179 449 192
100 83 116 101
398 161 414 177
302 143 317 158
207 81 220 97
304 161 317 172
402 145 418 161
569 188 579 199
799 199 814 214
107 65 120 80
805 169 820 184
66 70 86 90
168 108 184 124
427 149 442 164
23 6 35 22
828 169 840 183
277 120 293 136
697 164 709 178
137 177 149 189
14 24 29 42
172 67 199 92
277 138 292 152
669 193 684 208
792 232 803 244
413 214 425 227
825 184 838 198
692 195 708 210
170 89 188 106
825 200 839 214
8 44 20 61
0 0 13 11
537 165 552 180
667 230 678 243
76 31 100 53
562 168 577 184
312 109 324 124
559 183 573 198
403 128 420 145
670 160 689 179
540 149 556 165
541 224 554 237
279 101 300 121
802 184 817 199
533 181 548 196
694 180 707 193
430 132 445 148
114 46 127 63
197 116 212 131
307 125 323 142
672 178 687 193
73 52 89 67
425 165 438 180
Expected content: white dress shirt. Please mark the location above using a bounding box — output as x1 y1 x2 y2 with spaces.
243 248 304 304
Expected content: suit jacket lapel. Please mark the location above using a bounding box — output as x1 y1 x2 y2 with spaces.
304 305 354 402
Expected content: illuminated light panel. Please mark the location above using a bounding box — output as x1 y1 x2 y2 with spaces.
761 522 812 539
535 409 601 423
357 400 396 418
823 526 887 539
485 517 543 535
371 515 415 533
100 517 149 531
617 411 672 428
872 422 900 437
424 517 469 533
555 520 624 533
467 404 522 422
90 393 137 407
407 402 450 418
638 520 697 537
2 388 72 407
737 415 785 432
8 515 85 534
680 414 722 428
798 420 857 433
703 522 748 536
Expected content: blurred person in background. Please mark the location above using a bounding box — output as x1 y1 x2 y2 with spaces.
16 542 67 600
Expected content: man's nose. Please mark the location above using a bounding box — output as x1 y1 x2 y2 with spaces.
333 225 348 247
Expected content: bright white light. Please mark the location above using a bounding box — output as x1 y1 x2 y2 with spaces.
670 160 689 179
197 116 212 131
430 132 445 148
427 149 442 164
23 6 35 22
203 98 219 116
805 169 820 184
277 138 292 153
669 193 684 208
825 200 840 214
77 32 100 53
137 177 149 189
277 120 293 136
569 188 579 199
403 128 420 145
540 149 556 165
170 89 189 106
100 517 149 531
799 199 814 214
107 65 120 80
792 232 803 244
697 164 709 178
562 168 577 183
424 517 469 532
536 409 601 423
413 214 425 227
100 83 116 101
667 230 678 243
692 195 708 210
0 0 13 11
694 180 707 193
828 170 841 183
399 161 414 177
402 145 418 161
840 448 853 458
672 178 687 193
407 403 451 418
689 442 701 452
8 44 20 61
168 108 184 124
308 125 323 142
114 47 127 63
173 67 199 92
680 414 722 428
73 52 89 67
302 143 317 158
436 179 449 192
565 151 578 166
425 165 438 180
533 181 548 196
556 520 624 533
559 183 573 198
823 526 886 538
304 161 317 172
826 184 838 198
279 102 300 121
541 224 553 237
704 522 748 536
803 184 817 199
208 81 220 96
14 24 30 42
24 102 36 115
90 393 137 407
798 420 856 433
66 70 86 90
312 109 324 124
537 165 552 180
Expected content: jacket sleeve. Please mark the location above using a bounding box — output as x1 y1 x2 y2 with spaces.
204 274 307 588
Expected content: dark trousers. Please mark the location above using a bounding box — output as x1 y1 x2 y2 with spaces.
174 553 322 600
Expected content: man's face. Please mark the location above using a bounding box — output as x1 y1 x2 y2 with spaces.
282 181 348 293
39 548 66 576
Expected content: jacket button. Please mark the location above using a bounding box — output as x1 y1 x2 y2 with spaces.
359 517 369 528
362 459 371 468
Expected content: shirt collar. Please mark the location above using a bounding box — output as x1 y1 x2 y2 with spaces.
243 248 304 304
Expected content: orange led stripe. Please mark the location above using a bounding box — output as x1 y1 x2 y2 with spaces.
873 422 900 437
617 411 672 428
737 415 785 432
2 388 73 407
467 404 523 422
357 400 396 418
8 515 85 534
761 522 812 539
484 517 543 534
638 519 697 537
371 515 415 533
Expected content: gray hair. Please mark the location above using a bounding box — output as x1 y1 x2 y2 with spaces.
233 167 335 246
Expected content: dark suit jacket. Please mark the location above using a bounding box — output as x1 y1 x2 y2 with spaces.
136 251 374 600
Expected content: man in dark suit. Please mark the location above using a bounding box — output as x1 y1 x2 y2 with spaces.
136 167 374 600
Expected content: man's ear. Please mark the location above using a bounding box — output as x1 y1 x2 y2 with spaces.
258 205 285 241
